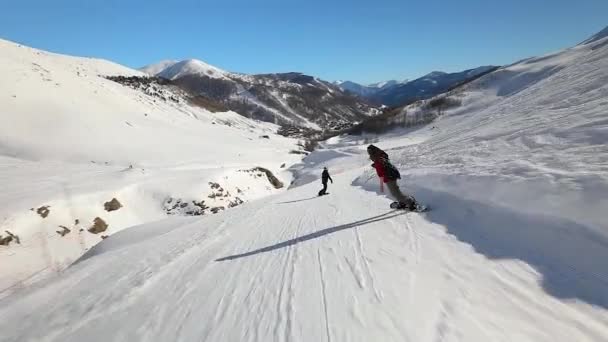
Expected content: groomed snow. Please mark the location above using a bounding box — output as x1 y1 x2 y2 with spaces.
1 138 607 341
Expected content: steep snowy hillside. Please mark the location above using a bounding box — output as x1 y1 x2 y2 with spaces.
0 39 303 295
1 28 607 342
144 60 380 130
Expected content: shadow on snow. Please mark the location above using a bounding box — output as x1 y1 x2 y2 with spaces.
276 196 319 204
215 211 404 261
413 187 608 310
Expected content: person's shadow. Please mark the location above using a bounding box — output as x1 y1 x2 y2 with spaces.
216 211 404 261
276 196 319 204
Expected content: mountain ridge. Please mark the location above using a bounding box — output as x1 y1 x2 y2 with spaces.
142 59 380 130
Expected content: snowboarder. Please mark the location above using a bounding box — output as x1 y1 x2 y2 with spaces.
367 144 419 210
319 167 333 196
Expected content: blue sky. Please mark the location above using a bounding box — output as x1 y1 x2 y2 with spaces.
1 0 607 84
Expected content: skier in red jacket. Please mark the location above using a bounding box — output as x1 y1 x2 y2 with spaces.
367 144 418 210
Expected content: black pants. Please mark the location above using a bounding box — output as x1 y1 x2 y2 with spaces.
320 181 328 194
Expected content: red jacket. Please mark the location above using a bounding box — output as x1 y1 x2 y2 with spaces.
371 156 401 183
371 158 388 183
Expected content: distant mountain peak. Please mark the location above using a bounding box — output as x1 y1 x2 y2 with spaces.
141 59 228 80
333 79 407 98
161 59 228 80
372 65 499 107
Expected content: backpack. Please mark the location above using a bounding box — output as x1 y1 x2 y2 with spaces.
382 159 401 180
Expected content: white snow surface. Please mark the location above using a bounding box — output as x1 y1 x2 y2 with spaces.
2 30 608 341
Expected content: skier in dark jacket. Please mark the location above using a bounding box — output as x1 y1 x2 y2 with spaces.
319 167 333 196
367 144 417 210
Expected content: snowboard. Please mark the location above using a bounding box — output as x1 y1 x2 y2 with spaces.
318 191 330 196
390 201 429 212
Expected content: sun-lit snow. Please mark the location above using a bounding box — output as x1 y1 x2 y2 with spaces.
0 38 302 294
145 58 229 80
1 27 608 342
139 59 178 76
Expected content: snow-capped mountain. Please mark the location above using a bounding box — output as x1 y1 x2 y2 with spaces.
143 60 379 130
2 26 608 342
372 65 498 107
143 59 229 80
335 67 498 108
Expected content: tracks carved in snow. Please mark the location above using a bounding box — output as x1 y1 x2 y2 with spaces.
317 249 332 342
354 227 383 302
404 215 421 264
273 214 305 342
404 215 421 303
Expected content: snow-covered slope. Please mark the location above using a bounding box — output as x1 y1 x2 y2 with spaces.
1 28 608 341
1 127 607 341
0 38 303 294
0 39 293 165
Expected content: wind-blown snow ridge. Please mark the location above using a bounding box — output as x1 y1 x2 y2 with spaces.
139 59 178 76
155 59 229 80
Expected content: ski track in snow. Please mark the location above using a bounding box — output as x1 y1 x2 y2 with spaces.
1 157 608 342
317 249 332 342
0 172 608 342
